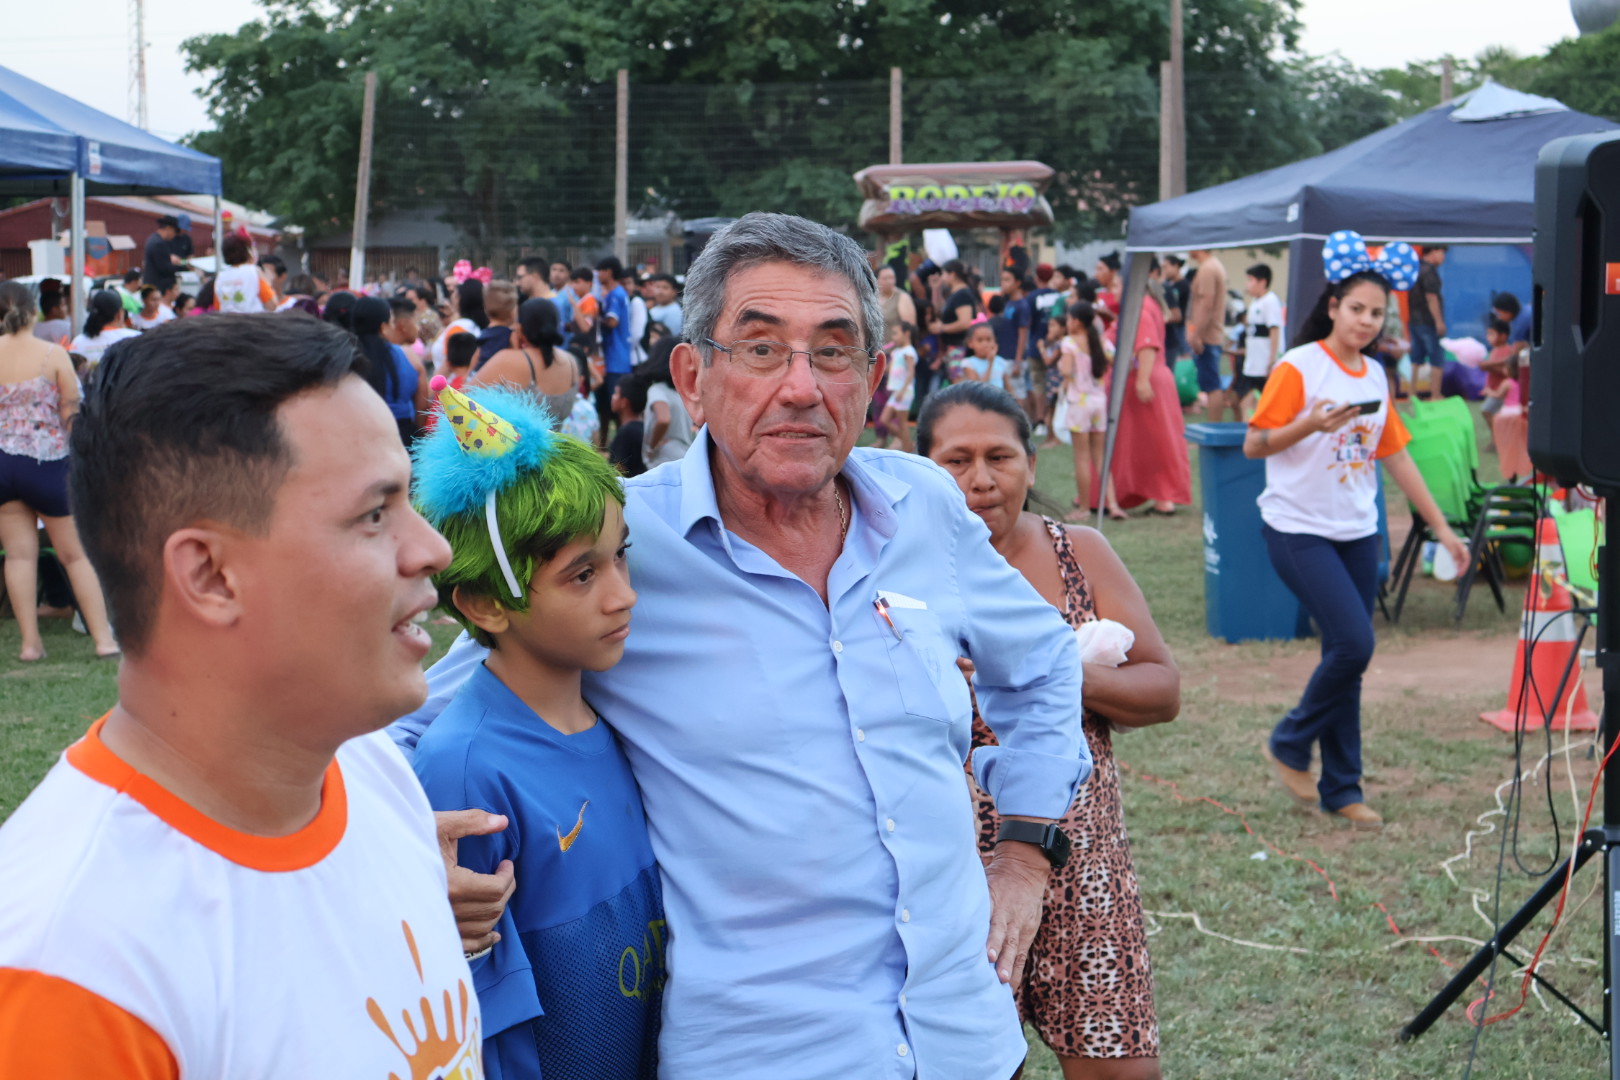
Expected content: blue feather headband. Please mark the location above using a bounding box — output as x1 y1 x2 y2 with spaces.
411 383 561 523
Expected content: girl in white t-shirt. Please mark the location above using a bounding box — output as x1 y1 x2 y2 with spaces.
68 291 141 368
878 321 917 452
1244 244 1467 830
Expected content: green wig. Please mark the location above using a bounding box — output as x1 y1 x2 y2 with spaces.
412 381 624 646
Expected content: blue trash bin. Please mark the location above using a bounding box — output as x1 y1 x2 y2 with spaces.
1185 422 1312 643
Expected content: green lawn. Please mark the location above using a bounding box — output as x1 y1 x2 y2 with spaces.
1 402 1606 1077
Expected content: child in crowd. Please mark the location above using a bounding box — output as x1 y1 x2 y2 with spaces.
1480 318 1517 417
130 285 174 330
879 321 917 452
610 371 649 477
423 332 480 437
1483 351 1531 479
1058 303 1110 520
1234 263 1283 417
410 379 662 1080
1038 314 1067 447
958 323 1016 395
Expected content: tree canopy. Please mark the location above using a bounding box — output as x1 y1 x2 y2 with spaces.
183 0 1541 252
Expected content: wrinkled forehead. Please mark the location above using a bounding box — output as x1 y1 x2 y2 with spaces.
718 261 863 337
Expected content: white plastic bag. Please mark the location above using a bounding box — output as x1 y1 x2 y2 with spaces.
1075 618 1134 667
1051 393 1072 445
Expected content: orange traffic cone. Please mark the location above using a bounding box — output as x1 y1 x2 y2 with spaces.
1481 516 1599 732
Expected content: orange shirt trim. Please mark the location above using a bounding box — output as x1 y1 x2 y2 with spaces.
0 968 177 1079
1248 361 1305 431
65 715 348 872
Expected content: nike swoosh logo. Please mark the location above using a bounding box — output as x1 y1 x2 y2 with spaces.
557 801 589 852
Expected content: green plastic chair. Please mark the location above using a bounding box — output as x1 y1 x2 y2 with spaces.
1550 504 1601 616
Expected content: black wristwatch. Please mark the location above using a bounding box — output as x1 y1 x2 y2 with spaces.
995 819 1072 870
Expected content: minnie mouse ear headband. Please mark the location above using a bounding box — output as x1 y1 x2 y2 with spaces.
1323 230 1420 292
412 378 560 599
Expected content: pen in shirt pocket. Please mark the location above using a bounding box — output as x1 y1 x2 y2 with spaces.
873 596 904 641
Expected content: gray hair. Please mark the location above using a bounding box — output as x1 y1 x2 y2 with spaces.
684 212 883 361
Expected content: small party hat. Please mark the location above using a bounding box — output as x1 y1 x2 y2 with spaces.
412 379 562 599
434 376 522 457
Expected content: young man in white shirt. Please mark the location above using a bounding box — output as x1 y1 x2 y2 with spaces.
0 315 483 1078
1233 262 1284 417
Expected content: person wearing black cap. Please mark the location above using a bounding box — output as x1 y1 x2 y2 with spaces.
143 216 183 294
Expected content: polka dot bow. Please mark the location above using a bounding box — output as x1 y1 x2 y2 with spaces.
1322 230 1420 292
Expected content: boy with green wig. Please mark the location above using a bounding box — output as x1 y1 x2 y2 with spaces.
410 377 664 1080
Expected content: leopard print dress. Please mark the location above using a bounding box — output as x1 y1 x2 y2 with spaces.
969 517 1160 1060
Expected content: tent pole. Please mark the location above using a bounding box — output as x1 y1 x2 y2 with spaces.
212 195 224 267
69 173 86 340
1096 252 1152 529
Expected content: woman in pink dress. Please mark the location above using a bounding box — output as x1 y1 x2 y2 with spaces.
1105 279 1192 515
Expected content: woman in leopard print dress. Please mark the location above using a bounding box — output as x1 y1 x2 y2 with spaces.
918 383 1181 1080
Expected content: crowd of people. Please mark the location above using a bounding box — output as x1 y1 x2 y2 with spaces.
0 209 1541 1079
0 212 1193 1080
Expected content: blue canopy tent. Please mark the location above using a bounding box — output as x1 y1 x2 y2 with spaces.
0 64 224 329
1097 83 1620 525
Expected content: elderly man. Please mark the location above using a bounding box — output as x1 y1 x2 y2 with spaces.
395 213 1088 1080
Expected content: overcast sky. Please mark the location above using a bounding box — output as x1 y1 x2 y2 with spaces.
0 0 1584 143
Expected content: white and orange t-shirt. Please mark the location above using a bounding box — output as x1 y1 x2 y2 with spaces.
0 720 483 1080
1249 341 1410 541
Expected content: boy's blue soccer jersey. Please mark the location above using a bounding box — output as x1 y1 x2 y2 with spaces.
413 662 665 1080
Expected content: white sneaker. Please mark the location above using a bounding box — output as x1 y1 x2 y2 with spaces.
72 611 87 635
1033 423 1049 438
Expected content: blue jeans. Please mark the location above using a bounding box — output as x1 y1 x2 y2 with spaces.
1192 344 1223 393
1409 324 1443 368
1262 525 1380 811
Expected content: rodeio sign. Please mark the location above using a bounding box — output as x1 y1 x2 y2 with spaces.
854 161 1055 232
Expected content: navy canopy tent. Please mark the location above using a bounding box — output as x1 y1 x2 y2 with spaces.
0 64 223 327
1096 83 1620 526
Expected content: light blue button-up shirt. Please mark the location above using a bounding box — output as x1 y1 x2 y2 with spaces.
393 432 1089 1080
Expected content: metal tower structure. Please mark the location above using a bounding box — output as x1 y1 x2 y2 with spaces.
128 0 148 130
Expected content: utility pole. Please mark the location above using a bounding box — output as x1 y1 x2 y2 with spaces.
128 0 148 129
1440 56 1455 103
1159 0 1186 200
348 71 378 292
614 69 629 265
889 68 902 165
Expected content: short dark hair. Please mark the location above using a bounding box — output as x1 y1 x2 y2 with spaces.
614 371 650 414
388 297 416 320
444 332 479 370
549 260 570 273
154 215 179 230
1421 244 1448 256
1164 255 1185 268
1054 264 1079 280
221 234 251 266
123 270 142 285
987 293 1007 315
916 381 1034 458
257 254 287 275
1247 263 1272 286
645 272 678 290
595 255 625 277
570 266 595 283
1492 292 1522 319
68 315 368 653
1488 318 1512 337
517 256 549 276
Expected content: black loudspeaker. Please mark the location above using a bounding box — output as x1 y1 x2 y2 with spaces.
1531 132 1620 488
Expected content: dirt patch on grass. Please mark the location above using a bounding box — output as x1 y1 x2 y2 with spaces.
1203 632 1604 718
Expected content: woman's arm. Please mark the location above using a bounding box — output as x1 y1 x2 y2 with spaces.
410 351 430 421
1243 400 1358 458
647 398 672 451
1066 526 1180 728
52 346 80 428
468 350 526 389
898 291 917 328
1133 347 1157 403
1383 448 1470 567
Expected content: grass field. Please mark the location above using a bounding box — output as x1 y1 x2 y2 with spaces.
0 404 1607 1077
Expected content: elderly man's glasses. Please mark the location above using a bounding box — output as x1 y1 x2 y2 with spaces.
704 338 875 384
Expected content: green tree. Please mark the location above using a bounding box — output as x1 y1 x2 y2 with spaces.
1527 24 1620 120
184 0 1359 250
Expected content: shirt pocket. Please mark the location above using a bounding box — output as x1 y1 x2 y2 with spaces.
882 607 970 724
